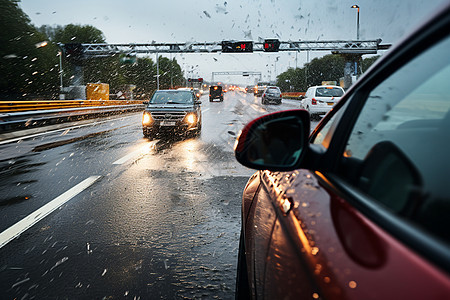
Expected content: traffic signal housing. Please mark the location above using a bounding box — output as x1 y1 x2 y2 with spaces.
222 41 253 53
263 39 280 52
188 78 203 82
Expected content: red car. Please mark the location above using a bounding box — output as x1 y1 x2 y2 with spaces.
234 4 450 300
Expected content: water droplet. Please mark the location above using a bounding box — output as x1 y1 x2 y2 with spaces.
311 247 319 255
349 281 357 289
312 292 320 299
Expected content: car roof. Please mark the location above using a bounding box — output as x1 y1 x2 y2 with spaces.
309 85 343 89
155 89 192 93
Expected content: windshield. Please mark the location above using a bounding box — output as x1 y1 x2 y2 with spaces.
1 0 447 298
150 91 193 104
316 87 344 97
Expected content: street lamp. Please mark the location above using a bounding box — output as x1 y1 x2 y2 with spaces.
351 5 360 40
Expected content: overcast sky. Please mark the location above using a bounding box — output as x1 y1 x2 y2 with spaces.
19 0 448 85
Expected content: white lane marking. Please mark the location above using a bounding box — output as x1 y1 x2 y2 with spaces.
112 140 158 165
0 176 101 249
0 115 137 146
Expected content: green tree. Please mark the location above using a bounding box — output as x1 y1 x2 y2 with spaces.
44 24 106 87
276 54 380 92
361 55 381 73
0 0 59 100
304 54 345 87
52 24 105 44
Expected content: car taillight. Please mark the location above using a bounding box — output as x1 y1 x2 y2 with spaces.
312 98 317 105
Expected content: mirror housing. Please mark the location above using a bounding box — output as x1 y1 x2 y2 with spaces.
235 109 310 171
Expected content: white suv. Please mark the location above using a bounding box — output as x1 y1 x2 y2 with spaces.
301 85 345 119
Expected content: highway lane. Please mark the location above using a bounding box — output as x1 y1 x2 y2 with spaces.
0 91 316 298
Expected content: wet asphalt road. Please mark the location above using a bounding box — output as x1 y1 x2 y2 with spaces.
0 92 319 299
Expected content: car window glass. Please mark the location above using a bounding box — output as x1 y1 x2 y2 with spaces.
342 35 450 242
312 100 349 148
315 87 344 97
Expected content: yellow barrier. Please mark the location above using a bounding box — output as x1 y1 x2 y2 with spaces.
0 100 145 113
86 83 109 100
281 92 305 97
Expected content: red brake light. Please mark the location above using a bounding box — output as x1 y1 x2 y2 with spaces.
312 98 317 105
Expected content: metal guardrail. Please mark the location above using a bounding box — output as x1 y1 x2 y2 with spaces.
0 100 145 133
0 100 144 113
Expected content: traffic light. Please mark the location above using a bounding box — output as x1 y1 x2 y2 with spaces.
263 39 280 52
222 41 253 53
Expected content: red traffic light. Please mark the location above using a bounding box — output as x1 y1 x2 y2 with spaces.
222 41 253 53
263 39 280 52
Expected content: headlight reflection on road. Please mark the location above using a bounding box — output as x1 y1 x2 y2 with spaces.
112 141 158 165
178 139 201 171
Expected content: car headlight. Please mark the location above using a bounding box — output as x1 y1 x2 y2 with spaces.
142 112 153 125
185 113 196 125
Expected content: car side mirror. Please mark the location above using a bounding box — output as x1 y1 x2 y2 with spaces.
235 110 310 171
195 100 202 105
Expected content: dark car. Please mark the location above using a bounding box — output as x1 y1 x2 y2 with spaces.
234 4 450 300
209 85 224 102
261 86 282 105
142 89 201 138
245 85 255 94
254 85 266 97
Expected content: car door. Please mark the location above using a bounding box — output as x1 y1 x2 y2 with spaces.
306 19 450 299
258 12 450 300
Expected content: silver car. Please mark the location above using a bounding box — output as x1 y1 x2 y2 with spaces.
261 86 282 105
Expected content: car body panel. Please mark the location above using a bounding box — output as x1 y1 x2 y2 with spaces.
242 169 450 299
236 4 450 299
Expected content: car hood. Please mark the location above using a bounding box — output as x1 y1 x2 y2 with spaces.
145 103 195 110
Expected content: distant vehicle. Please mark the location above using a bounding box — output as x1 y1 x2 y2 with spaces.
254 84 267 97
245 85 255 93
209 85 224 102
142 89 202 138
261 86 282 105
301 85 344 119
234 5 450 299
193 88 201 99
